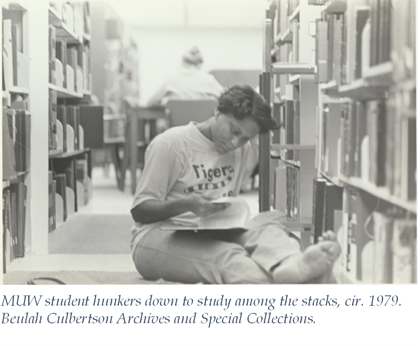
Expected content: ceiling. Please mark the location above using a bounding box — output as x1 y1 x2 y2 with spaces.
111 0 267 29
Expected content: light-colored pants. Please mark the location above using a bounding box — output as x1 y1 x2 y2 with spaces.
132 211 301 284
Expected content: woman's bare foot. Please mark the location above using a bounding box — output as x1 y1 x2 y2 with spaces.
273 233 340 284
310 231 341 284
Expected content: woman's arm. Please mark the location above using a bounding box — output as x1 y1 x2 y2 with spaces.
131 195 229 224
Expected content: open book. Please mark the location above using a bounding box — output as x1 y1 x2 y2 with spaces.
160 197 250 232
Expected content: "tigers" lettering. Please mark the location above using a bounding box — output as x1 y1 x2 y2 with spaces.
192 164 233 182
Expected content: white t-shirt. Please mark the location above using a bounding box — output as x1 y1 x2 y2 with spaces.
130 122 250 251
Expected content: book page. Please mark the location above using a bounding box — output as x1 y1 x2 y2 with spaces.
197 197 250 229
163 197 250 230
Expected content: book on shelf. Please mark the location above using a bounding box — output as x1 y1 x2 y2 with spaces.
56 105 67 152
332 14 343 85
7 108 31 173
354 6 369 79
360 16 371 78
347 189 379 282
369 0 391 67
272 103 281 145
340 9 347 85
326 14 334 82
293 100 300 161
48 171 56 233
366 100 386 187
311 177 326 243
323 103 341 177
56 40 67 88
354 101 367 178
285 165 300 218
322 182 343 238
3 188 12 273
53 173 68 222
10 185 17 260
49 25 56 84
160 197 251 232
315 19 328 83
285 100 294 160
372 211 393 283
66 46 78 92
3 19 14 90
66 105 80 151
274 165 287 214
340 102 349 177
400 116 416 201
11 23 18 87
392 218 416 284
83 2 91 35
2 106 17 180
49 89 58 151
9 182 27 258
340 101 357 178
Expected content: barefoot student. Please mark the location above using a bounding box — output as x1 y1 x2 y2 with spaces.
130 85 340 284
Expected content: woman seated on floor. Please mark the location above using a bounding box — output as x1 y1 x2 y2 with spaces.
130 85 340 284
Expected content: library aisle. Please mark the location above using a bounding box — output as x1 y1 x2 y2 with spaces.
3 167 259 285
2 1 416 286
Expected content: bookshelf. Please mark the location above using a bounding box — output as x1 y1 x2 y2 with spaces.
2 2 98 277
264 0 416 284
260 1 323 236
314 0 417 284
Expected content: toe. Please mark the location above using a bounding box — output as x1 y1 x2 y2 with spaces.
325 230 337 241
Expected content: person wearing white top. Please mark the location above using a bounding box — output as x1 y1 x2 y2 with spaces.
131 85 341 284
147 46 224 107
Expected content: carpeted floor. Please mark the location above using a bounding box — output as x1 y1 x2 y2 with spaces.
49 214 134 254
3 271 183 285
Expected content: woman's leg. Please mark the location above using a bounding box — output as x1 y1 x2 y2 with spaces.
222 211 340 284
132 228 273 284
217 211 302 275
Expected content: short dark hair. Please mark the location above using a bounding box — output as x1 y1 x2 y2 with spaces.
217 85 279 134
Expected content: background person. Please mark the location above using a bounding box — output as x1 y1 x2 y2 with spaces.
147 46 224 107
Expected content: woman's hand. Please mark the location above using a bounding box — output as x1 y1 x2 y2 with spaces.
186 194 230 218
131 195 230 224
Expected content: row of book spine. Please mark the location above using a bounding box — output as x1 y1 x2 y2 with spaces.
2 19 29 90
274 165 300 218
2 182 27 273
49 89 84 153
315 0 416 85
344 189 416 284
49 2 91 38
272 99 301 161
49 25 92 93
48 157 91 232
2 104 31 177
312 179 416 284
320 87 416 202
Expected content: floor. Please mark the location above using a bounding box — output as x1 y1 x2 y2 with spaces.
4 165 260 279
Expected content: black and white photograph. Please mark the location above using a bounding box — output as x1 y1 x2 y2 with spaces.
0 0 418 344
